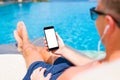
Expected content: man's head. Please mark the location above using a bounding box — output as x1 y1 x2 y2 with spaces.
99 0 120 27
96 0 120 40
90 0 120 47
91 0 120 42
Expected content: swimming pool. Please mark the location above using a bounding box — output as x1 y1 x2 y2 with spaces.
0 2 104 51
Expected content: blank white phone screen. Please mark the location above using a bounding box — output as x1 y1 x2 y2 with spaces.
45 29 58 49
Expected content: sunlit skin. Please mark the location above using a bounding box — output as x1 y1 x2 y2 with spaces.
14 0 120 80
14 21 95 80
96 0 120 62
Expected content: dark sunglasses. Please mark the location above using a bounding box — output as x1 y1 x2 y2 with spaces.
90 7 120 27
90 7 106 20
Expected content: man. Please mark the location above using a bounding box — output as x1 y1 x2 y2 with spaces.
14 0 120 80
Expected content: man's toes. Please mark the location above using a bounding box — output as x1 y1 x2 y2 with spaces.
14 30 22 43
17 21 29 42
21 21 29 40
14 30 23 50
17 22 23 38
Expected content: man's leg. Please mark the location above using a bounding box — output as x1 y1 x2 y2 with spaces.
14 21 58 68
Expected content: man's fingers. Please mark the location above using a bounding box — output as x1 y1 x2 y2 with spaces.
43 37 48 48
36 67 42 74
56 32 63 42
44 44 48 47
30 67 42 80
46 73 52 79
43 37 47 44
32 67 42 75
44 40 47 44
56 32 60 40
31 67 52 80
43 37 46 40
39 68 46 75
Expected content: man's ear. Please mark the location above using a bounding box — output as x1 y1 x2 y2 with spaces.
105 15 116 34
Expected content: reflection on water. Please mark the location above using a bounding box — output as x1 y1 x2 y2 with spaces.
0 2 104 51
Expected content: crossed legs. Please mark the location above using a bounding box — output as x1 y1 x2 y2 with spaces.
14 21 59 68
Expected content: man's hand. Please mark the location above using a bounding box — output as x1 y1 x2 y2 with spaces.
44 33 65 56
30 67 52 80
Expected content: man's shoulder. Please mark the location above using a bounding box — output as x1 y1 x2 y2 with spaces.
58 61 100 80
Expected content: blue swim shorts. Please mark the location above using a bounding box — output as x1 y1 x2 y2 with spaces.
23 57 73 80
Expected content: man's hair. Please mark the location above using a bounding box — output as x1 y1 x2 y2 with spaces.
101 0 120 25
101 0 120 14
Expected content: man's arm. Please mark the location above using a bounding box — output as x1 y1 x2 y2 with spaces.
45 33 94 66
60 45 94 66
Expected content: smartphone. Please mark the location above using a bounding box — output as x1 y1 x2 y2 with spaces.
43 26 59 51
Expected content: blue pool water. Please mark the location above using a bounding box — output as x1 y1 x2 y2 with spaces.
0 2 105 51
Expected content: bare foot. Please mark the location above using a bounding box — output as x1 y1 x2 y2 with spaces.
14 21 40 54
14 21 53 68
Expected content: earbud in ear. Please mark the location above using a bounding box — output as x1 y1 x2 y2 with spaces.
103 25 110 34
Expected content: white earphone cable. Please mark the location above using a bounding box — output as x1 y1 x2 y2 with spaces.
97 25 110 60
